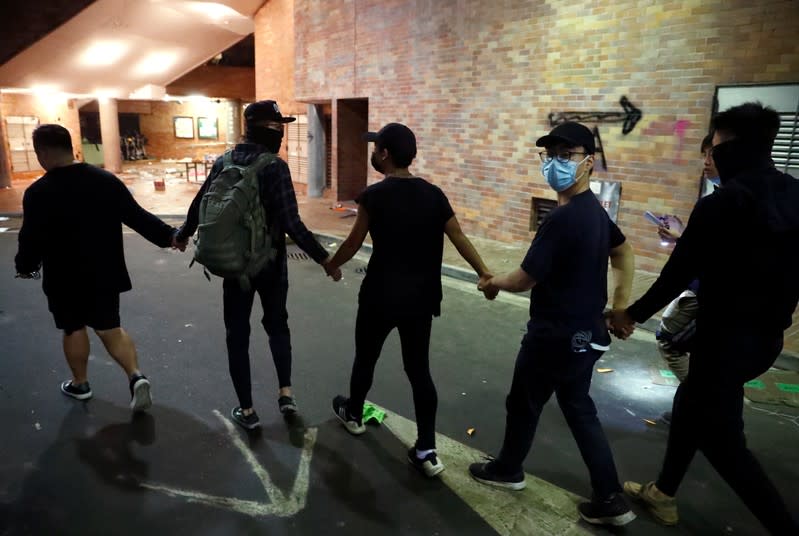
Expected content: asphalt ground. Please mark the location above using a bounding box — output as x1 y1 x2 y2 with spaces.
1 231 797 535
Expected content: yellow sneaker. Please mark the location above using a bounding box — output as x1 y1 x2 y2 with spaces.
624 481 679 526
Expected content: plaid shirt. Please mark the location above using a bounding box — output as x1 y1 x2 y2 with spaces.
178 143 328 281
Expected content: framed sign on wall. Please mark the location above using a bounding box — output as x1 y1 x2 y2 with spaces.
174 116 194 139
197 117 218 140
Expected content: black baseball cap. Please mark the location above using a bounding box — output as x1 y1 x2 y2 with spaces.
244 100 296 124
536 122 595 154
363 123 417 162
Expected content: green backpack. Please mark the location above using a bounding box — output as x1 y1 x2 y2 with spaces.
193 151 277 289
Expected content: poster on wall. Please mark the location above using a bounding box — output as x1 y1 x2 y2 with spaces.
590 180 622 222
173 116 194 139
197 117 218 140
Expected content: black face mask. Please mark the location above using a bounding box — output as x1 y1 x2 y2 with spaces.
247 126 283 153
370 152 384 174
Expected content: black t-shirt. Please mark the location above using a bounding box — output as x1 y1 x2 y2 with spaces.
521 189 626 347
356 177 455 316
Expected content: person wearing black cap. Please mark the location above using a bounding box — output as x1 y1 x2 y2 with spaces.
326 122 495 477
175 100 338 430
615 103 799 534
468 121 636 526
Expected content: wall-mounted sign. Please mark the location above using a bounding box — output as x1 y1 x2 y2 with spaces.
197 117 218 140
173 116 194 139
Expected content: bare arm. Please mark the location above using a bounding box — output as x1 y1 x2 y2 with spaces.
328 208 369 270
444 216 490 278
489 267 537 293
609 241 634 310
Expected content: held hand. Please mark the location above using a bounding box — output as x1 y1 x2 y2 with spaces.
478 274 499 300
171 235 188 252
605 309 635 340
322 257 342 282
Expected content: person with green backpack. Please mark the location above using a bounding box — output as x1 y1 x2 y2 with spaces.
175 100 338 430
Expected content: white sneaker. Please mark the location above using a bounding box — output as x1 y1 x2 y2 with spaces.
129 375 152 412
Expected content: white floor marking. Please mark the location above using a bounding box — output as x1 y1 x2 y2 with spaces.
374 403 592 535
140 410 317 517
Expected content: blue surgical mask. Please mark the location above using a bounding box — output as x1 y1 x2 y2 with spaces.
541 156 588 192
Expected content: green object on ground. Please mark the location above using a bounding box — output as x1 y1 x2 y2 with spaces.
659 369 676 379
776 383 799 394
744 380 766 390
362 404 386 424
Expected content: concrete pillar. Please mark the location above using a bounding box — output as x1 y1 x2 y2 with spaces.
227 99 243 146
98 98 121 172
0 105 11 188
307 104 325 198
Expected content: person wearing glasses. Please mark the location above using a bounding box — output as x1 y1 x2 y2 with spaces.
470 122 636 527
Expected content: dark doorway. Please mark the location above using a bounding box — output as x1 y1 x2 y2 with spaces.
336 98 368 201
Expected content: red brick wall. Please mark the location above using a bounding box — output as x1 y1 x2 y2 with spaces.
139 100 232 161
167 65 255 101
281 0 799 273
1 92 82 172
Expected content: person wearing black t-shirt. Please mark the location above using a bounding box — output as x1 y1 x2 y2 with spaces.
326 123 495 478
469 122 637 527
15 124 181 412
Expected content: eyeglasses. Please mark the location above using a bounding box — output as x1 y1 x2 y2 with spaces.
539 151 587 164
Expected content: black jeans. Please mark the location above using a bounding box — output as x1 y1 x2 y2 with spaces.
347 305 437 450
495 333 623 500
223 263 291 410
656 335 797 535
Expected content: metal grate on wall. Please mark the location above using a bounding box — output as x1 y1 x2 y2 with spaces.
774 111 799 176
530 197 558 232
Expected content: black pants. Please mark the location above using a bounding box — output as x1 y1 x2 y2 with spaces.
347 305 437 450
656 335 797 534
223 264 291 410
494 334 623 500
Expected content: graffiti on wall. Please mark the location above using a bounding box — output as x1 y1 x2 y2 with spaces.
642 119 693 164
549 96 643 135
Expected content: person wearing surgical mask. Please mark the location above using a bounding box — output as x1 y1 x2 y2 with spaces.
472 122 636 527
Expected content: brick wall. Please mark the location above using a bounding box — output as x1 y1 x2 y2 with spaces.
167 65 255 101
139 100 232 161
0 92 81 175
280 0 799 273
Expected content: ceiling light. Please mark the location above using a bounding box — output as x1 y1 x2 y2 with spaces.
78 41 128 67
132 51 179 76
184 1 240 20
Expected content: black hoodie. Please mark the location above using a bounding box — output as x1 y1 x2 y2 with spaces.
627 143 799 353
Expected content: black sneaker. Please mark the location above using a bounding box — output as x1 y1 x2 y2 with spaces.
278 395 298 415
332 395 365 435
231 407 261 430
578 492 637 526
61 380 92 400
468 460 525 490
129 374 152 412
407 447 445 477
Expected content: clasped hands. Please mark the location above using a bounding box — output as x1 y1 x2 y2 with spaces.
605 309 635 340
477 274 499 300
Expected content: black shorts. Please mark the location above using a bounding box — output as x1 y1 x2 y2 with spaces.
47 293 121 334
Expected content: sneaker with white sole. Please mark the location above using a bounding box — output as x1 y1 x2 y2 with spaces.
407 447 445 477
230 407 261 430
578 492 637 526
61 380 92 400
468 459 526 490
129 374 152 412
332 395 365 435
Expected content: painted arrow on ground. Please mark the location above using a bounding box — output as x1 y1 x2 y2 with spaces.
140 410 317 518
377 403 592 536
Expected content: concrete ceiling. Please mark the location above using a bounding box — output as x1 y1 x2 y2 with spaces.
0 0 264 99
